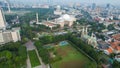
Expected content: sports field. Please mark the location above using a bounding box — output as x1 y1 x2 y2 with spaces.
49 42 96 68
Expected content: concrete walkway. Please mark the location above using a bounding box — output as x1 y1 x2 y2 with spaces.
27 54 32 68
25 41 35 51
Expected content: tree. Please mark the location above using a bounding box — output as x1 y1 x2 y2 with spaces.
0 42 27 68
107 24 115 30
112 60 120 68
4 51 12 60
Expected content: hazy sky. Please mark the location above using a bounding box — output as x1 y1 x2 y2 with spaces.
1 0 120 5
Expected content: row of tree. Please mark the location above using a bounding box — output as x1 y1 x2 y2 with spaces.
34 41 49 64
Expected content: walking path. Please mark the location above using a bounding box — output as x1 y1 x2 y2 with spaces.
26 54 31 68
35 49 47 68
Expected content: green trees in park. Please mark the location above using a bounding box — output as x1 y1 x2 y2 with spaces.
0 42 27 68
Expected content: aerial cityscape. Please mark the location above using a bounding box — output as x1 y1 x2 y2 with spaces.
0 0 120 68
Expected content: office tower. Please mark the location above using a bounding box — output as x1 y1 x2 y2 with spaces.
106 3 110 9
92 3 96 10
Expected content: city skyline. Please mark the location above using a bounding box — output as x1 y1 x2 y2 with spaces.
0 0 120 5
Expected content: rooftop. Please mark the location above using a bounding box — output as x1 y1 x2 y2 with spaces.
110 41 120 51
107 47 113 54
44 22 56 27
97 40 109 49
112 34 120 41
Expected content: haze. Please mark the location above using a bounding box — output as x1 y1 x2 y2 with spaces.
2 0 120 5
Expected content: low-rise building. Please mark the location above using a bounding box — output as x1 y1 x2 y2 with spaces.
97 40 110 50
104 41 120 55
115 55 120 62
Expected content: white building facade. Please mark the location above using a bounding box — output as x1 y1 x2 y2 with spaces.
0 28 21 44
0 8 6 29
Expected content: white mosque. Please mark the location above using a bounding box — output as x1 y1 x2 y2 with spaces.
81 26 98 48
36 13 76 29
54 14 76 28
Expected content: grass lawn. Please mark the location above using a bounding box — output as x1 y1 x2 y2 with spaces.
28 50 41 67
50 43 96 68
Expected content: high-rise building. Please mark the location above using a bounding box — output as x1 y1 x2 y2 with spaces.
4 0 11 12
0 8 21 45
92 3 96 10
106 3 110 9
0 8 6 30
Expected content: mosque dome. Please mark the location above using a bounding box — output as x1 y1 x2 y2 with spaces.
57 5 61 9
56 5 61 10
62 14 71 21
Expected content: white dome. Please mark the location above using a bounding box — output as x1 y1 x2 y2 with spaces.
62 14 71 21
56 5 61 9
